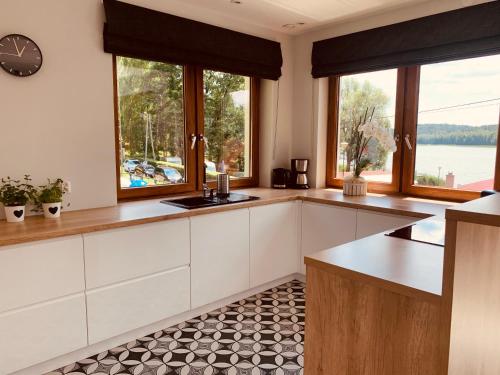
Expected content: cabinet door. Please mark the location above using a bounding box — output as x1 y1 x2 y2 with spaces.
250 201 299 287
191 209 250 308
0 236 84 313
86 266 190 344
356 210 417 239
84 219 190 289
0 294 87 374
301 202 357 274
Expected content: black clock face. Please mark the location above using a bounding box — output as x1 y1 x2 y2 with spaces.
0 34 42 77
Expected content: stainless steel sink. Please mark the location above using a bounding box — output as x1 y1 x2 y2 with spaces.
161 193 259 209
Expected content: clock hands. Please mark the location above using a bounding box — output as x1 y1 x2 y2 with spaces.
13 38 20 56
0 52 20 57
0 39 26 58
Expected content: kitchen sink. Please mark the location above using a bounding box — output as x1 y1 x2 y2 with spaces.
161 193 260 209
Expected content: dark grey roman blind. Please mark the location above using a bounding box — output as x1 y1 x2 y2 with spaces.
103 0 283 80
311 1 500 78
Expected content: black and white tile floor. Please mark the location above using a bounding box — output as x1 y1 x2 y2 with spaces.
47 280 305 375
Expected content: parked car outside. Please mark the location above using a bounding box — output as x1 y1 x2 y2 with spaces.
154 166 184 184
123 159 140 173
134 162 155 178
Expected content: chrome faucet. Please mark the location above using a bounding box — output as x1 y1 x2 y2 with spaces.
202 163 210 198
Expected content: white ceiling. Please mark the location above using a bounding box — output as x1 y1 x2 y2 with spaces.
173 0 433 34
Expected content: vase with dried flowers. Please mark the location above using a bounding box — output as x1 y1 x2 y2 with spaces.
343 108 397 196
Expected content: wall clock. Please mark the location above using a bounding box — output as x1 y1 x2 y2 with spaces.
0 34 42 77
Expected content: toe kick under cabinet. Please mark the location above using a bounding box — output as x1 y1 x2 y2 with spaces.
83 219 191 344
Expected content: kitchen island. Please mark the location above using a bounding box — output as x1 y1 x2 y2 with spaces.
304 193 500 375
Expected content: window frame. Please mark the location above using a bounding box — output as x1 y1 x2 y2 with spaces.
327 64 500 202
326 68 407 194
113 55 260 200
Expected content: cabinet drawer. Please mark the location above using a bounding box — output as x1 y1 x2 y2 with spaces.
0 294 87 374
84 219 190 289
0 236 85 313
191 209 250 308
356 210 417 239
86 266 190 344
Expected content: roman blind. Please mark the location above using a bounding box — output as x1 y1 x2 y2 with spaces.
103 0 283 80
311 1 500 78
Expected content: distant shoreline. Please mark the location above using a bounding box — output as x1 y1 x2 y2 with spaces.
417 123 498 146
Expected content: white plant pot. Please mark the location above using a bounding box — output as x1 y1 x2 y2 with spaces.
42 202 62 219
4 206 26 223
343 175 368 196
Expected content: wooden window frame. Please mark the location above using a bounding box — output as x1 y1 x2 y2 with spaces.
327 65 500 202
326 68 407 194
194 67 260 190
113 55 260 200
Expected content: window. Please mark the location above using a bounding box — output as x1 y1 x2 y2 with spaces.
413 55 500 192
114 57 259 199
203 71 252 182
327 55 500 201
335 69 399 186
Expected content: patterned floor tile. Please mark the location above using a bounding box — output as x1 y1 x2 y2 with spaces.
46 280 305 375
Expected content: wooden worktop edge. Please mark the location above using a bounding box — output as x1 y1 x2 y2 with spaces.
0 190 447 248
304 255 442 305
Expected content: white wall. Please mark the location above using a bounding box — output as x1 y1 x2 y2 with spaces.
290 0 491 188
0 0 294 215
0 0 116 214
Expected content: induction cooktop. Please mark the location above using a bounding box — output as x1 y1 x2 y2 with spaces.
385 218 445 247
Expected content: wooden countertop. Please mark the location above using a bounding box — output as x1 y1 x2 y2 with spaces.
305 225 444 303
0 188 451 248
446 193 500 227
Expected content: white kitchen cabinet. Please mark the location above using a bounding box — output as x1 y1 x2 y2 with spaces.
86 266 190 344
191 209 250 308
0 293 87 374
0 236 84 313
356 209 417 239
84 219 190 289
250 201 300 287
301 202 357 274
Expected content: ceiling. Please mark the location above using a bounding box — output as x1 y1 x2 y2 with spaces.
172 0 434 34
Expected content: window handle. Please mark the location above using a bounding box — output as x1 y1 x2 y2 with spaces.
190 134 197 150
405 134 413 150
198 134 208 147
394 134 400 143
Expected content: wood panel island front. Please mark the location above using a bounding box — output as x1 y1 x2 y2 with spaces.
304 193 500 375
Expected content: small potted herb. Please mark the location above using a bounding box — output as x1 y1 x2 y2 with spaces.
0 176 36 223
34 178 71 219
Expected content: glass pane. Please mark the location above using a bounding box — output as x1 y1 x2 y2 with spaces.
415 55 500 191
336 69 398 183
203 70 251 182
116 57 186 189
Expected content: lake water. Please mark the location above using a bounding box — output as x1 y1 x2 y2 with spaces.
362 144 496 188
414 145 496 187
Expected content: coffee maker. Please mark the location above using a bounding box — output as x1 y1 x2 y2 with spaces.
290 159 309 189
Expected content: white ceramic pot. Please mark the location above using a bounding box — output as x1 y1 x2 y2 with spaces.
42 202 62 219
4 205 26 223
343 175 368 196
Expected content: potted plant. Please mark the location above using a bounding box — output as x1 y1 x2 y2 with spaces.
343 108 397 196
34 178 70 219
0 175 36 223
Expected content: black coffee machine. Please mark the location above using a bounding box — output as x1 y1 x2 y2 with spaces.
290 159 309 189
